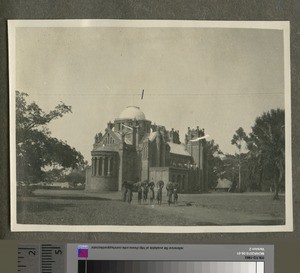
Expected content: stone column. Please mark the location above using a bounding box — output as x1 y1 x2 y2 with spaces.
97 157 101 176
107 157 111 176
92 157 95 176
95 157 99 176
102 156 105 176
99 157 102 176
110 157 114 176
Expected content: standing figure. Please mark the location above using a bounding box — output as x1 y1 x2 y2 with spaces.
149 185 155 204
127 183 133 204
173 188 178 205
156 187 163 205
143 185 148 203
167 188 173 206
166 182 174 206
121 181 128 202
137 186 143 204
156 180 164 205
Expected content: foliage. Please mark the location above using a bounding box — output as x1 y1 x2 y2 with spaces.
231 127 247 150
64 169 86 188
205 140 224 190
228 109 285 198
16 91 85 183
231 127 247 192
247 109 285 199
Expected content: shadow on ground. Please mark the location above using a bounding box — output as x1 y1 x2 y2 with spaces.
30 195 111 201
17 200 77 213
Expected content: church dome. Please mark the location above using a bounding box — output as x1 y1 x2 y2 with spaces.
118 106 146 120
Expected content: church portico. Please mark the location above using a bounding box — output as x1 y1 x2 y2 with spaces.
92 155 116 177
86 151 119 192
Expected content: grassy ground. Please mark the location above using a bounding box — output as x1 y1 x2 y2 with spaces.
17 190 285 226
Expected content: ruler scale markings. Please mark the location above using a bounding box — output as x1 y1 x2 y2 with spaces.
43 246 61 249
19 247 36 250
41 244 65 273
18 244 40 273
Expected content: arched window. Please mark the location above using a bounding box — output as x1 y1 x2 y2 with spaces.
177 175 181 183
177 175 182 191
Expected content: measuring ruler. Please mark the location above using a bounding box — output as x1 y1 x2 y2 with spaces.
18 244 65 273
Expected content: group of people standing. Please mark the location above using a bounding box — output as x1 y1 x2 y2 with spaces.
121 180 178 205
137 183 155 204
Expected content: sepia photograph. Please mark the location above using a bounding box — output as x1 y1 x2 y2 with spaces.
9 20 292 232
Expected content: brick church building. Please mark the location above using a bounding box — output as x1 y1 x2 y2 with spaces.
85 106 208 193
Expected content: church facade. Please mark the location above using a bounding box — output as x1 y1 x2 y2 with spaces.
85 106 208 193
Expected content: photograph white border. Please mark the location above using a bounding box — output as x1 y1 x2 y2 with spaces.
8 19 293 233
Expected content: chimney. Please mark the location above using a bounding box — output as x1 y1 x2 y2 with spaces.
107 121 114 130
185 134 188 150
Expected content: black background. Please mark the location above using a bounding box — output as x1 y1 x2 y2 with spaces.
1 1 299 272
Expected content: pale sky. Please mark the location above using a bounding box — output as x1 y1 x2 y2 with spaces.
15 25 285 163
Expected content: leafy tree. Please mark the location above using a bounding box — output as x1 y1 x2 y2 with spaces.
244 139 264 192
64 169 87 188
231 127 247 191
220 153 239 192
247 109 285 199
205 140 224 190
16 91 85 183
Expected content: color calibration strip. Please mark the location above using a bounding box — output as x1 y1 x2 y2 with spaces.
78 261 264 273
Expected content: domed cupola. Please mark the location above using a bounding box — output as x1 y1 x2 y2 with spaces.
118 106 146 121
114 106 151 138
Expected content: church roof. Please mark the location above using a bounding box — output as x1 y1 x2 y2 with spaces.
168 142 191 157
93 146 118 152
118 106 146 120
